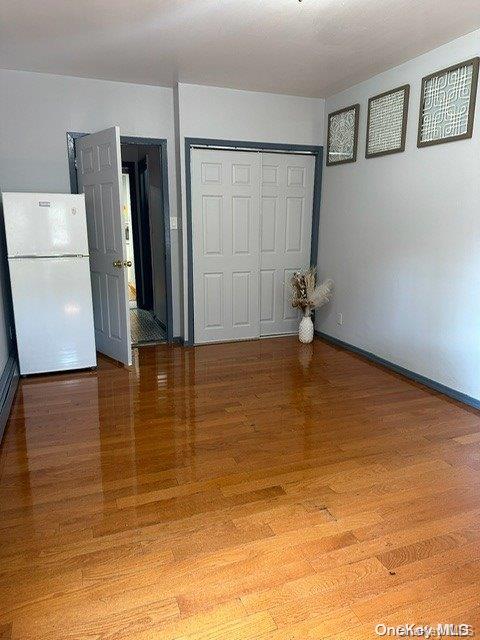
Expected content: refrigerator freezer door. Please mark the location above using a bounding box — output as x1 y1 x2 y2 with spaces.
2 193 89 257
9 257 97 374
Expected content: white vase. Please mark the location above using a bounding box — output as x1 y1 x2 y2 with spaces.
299 313 314 344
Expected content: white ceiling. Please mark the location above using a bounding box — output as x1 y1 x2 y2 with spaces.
1 0 479 98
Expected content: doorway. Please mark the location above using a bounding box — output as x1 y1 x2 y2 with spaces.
67 131 173 354
120 143 166 346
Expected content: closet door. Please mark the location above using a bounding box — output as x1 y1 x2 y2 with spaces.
192 149 261 344
260 153 315 336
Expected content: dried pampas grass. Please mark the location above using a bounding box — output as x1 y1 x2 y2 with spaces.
291 268 333 315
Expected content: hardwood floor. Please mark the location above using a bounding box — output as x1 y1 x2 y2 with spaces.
0 337 479 639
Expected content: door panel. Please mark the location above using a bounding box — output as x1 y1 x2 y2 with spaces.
232 197 251 254
260 270 275 322
260 153 315 336
260 197 276 253
285 197 304 252
232 271 251 326
203 196 223 255
192 149 260 344
204 273 223 328
76 127 132 365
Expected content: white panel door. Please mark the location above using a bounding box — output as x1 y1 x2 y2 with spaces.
260 153 315 336
75 127 132 366
192 149 261 344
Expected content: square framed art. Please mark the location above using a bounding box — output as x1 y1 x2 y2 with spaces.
417 57 479 147
366 84 410 158
326 104 360 166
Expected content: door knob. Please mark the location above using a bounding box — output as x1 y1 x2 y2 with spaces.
124 260 132 267
112 259 123 268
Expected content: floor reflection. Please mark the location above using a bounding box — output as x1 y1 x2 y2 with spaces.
0 337 342 542
1 338 478 639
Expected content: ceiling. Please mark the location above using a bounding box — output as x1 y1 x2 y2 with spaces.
1 0 479 98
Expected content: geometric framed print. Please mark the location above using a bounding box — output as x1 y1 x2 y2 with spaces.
326 104 360 165
366 85 410 158
417 57 479 147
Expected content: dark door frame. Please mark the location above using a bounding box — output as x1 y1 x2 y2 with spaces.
185 137 324 346
67 132 174 343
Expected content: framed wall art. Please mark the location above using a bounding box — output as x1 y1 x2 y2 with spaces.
326 104 360 166
417 57 479 147
366 84 410 158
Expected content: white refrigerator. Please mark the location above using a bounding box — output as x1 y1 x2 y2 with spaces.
2 192 97 375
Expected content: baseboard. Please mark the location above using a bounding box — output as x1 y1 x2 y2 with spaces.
0 356 19 444
173 336 184 345
315 331 480 411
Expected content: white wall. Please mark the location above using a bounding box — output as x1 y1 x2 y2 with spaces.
0 69 182 339
317 29 480 401
177 83 325 341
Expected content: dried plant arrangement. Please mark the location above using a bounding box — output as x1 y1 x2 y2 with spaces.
291 268 334 343
291 268 333 315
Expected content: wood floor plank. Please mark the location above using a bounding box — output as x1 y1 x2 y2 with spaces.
241 557 387 615
255 605 359 639
175 611 276 640
0 337 479 638
351 560 480 622
376 532 470 570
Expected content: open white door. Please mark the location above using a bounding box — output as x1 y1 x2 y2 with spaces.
75 127 132 366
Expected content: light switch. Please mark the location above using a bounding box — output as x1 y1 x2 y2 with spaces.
170 217 178 230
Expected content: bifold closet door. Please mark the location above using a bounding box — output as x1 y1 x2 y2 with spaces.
192 149 261 344
260 153 315 336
